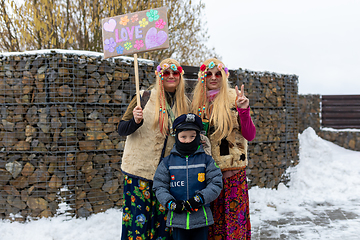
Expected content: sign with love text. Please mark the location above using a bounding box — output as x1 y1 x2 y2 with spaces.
102 7 169 59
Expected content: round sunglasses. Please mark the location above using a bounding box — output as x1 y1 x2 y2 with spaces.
205 71 222 79
162 70 180 78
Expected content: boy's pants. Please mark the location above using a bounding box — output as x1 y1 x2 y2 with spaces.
172 226 208 240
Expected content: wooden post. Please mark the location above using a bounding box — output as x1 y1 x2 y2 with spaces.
134 53 140 107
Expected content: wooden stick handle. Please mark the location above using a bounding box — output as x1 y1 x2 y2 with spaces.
134 53 140 107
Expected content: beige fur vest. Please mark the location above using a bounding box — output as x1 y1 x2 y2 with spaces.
209 88 248 171
121 90 175 181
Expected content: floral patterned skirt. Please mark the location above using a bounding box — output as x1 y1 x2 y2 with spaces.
208 168 251 240
121 175 171 240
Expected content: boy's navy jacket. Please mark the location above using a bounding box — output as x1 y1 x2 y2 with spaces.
153 144 223 230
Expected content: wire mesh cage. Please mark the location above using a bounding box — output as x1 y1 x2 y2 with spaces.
0 51 156 221
0 50 299 221
229 69 299 188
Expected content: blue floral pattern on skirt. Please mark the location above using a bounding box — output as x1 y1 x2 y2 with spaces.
121 175 171 240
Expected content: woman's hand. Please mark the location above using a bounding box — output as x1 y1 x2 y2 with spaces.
235 84 249 109
133 106 143 124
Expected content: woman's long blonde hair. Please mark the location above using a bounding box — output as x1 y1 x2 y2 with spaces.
153 58 188 135
191 58 233 142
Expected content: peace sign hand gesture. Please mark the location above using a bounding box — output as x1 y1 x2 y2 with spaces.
235 84 249 109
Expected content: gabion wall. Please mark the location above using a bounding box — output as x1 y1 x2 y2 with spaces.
298 94 321 133
0 50 299 221
299 94 360 151
0 50 152 221
228 70 299 188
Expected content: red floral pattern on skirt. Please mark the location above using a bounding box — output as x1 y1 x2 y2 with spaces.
208 168 251 240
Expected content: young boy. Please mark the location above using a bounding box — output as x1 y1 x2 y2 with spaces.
153 113 223 240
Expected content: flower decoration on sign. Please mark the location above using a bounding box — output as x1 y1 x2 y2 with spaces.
155 19 166 29
131 14 138 23
139 18 149 28
116 45 124 54
146 9 159 22
124 42 132 50
134 40 144 50
104 38 116 52
119 16 129 26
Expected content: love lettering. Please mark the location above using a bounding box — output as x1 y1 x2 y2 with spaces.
115 26 143 43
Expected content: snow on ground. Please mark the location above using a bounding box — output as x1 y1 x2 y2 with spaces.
1 127 360 239
251 127 360 217
0 209 123 240
249 127 360 239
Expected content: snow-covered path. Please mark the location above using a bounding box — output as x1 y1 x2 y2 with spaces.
1 128 360 239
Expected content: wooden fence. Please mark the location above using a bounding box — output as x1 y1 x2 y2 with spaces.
321 95 360 129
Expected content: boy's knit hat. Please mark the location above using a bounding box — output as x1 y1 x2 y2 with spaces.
173 113 203 133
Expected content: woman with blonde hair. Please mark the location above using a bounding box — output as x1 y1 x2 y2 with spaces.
191 58 256 239
118 58 188 240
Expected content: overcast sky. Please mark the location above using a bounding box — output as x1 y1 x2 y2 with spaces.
204 0 360 95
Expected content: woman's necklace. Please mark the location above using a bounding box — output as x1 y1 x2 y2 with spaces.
165 92 176 136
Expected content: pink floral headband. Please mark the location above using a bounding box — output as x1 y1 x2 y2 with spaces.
199 61 228 83
156 63 183 77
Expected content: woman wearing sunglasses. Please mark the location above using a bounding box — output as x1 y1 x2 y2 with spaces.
191 58 256 240
118 58 189 240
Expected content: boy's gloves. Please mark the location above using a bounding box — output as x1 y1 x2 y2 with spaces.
184 193 204 212
167 200 185 213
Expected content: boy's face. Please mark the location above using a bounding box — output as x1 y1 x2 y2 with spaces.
177 130 197 143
